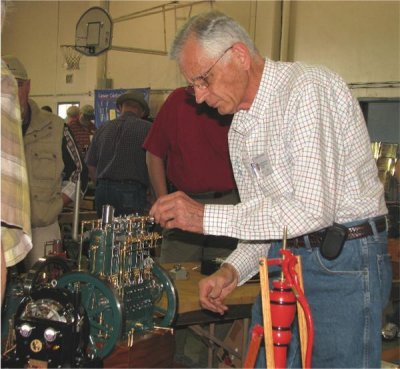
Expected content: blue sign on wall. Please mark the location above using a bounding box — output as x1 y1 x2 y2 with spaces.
94 87 150 128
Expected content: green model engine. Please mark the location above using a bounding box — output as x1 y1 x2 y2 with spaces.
2 205 177 367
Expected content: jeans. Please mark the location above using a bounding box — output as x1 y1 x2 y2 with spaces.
95 180 147 217
250 217 392 368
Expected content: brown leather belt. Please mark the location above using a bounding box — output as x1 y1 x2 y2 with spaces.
188 189 237 200
287 217 387 248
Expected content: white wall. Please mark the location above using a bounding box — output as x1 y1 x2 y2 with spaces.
286 1 400 98
2 0 399 116
2 1 100 114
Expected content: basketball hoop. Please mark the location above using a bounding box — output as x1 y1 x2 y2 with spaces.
75 7 113 56
60 45 82 70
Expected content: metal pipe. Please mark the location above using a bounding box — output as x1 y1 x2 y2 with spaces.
279 0 291 62
30 92 92 98
97 0 110 82
112 1 212 23
72 176 81 241
110 46 167 56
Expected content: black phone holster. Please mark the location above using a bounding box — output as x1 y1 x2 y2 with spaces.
320 223 349 260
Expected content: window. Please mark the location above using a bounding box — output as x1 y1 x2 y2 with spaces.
57 102 80 120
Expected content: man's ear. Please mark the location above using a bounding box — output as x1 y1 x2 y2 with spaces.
230 42 251 71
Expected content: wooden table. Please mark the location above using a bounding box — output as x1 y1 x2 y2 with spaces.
163 262 260 315
103 262 260 368
162 262 260 367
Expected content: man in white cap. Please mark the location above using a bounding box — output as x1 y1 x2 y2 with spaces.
3 55 88 270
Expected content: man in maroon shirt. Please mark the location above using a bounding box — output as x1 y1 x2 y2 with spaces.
144 86 238 366
144 87 239 263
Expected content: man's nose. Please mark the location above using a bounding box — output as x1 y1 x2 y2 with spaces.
194 87 209 104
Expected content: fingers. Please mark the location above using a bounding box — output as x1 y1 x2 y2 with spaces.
154 210 176 228
150 193 178 225
198 275 230 315
200 296 229 315
199 286 228 315
150 192 183 224
150 191 205 233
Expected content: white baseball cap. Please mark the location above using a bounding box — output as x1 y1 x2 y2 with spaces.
3 55 29 80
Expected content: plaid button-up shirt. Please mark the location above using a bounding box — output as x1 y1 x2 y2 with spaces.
1 60 32 266
203 59 387 284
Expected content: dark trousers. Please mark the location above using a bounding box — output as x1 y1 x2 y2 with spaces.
95 180 147 217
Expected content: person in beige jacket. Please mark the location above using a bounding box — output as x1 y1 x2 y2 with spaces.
3 55 88 270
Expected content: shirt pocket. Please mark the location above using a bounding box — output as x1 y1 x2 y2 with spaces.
256 164 293 199
31 189 63 227
32 151 57 181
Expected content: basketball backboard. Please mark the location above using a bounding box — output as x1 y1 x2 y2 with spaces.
75 7 112 56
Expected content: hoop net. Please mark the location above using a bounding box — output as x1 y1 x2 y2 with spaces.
61 45 82 70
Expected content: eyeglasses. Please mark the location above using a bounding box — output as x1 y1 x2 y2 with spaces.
188 46 233 92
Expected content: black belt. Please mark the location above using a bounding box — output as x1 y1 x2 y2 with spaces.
188 189 236 200
98 178 141 185
287 217 387 248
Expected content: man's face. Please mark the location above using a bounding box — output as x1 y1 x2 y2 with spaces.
68 115 80 124
16 78 30 119
179 38 252 115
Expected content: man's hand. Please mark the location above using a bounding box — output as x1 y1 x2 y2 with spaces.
198 263 239 315
149 191 205 233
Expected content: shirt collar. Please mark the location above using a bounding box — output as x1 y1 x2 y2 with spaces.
231 58 277 136
122 111 140 119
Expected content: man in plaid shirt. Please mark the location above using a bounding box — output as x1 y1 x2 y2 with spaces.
151 11 391 369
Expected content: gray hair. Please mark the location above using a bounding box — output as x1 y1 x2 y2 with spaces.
170 10 258 61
